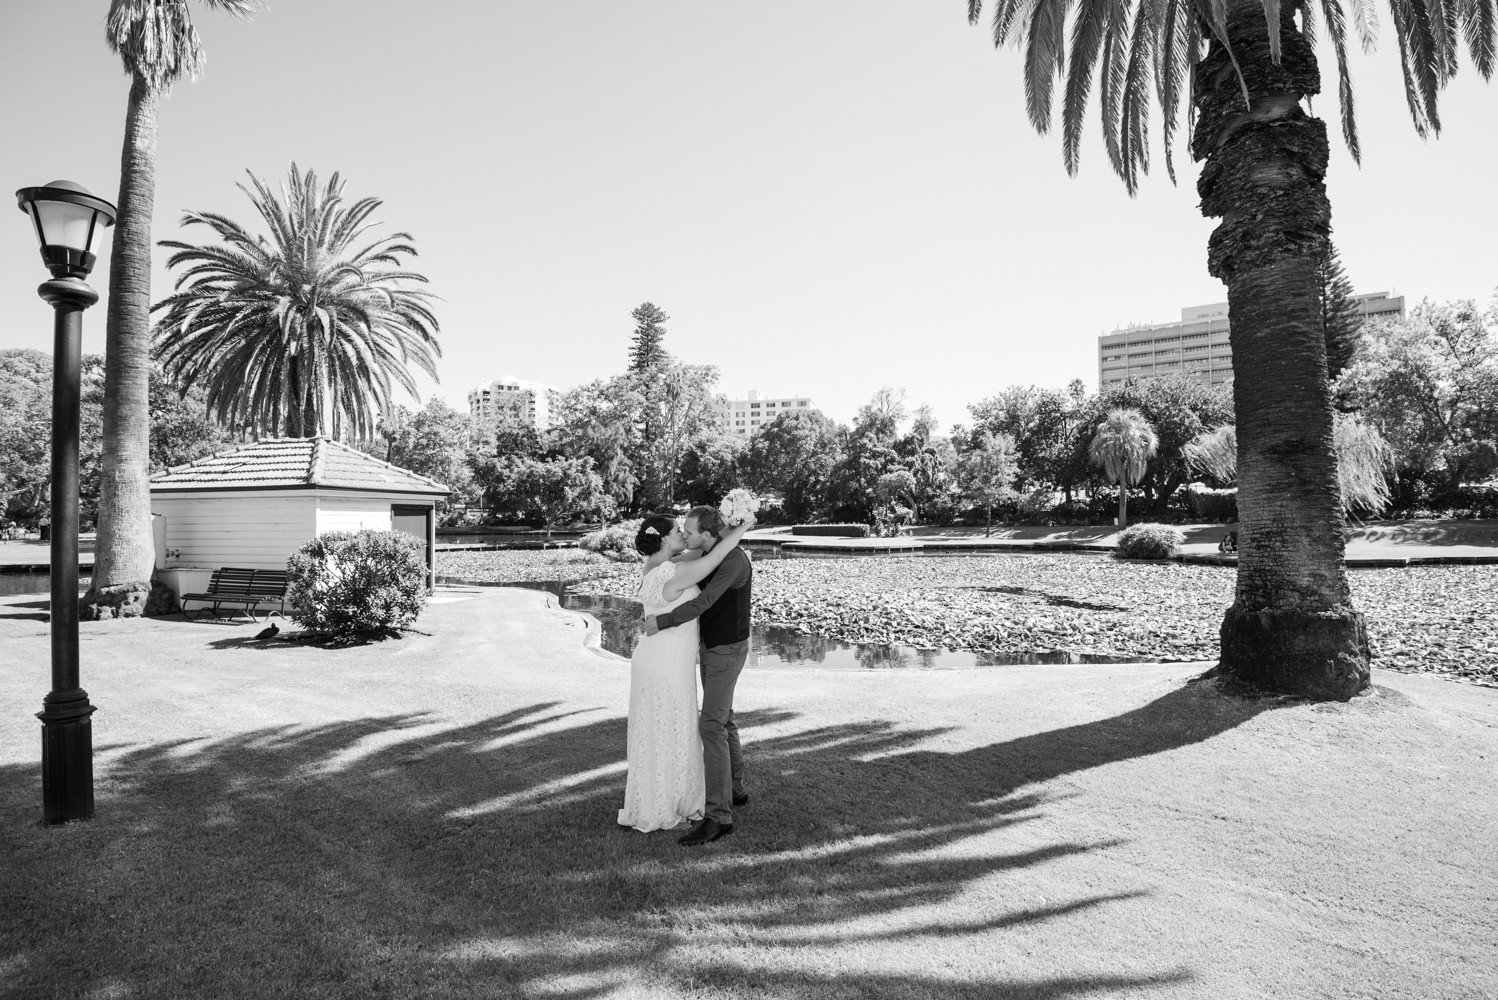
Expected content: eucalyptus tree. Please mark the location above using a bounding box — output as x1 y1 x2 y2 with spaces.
967 0 1495 698
1088 408 1160 528
153 165 441 440
90 0 258 617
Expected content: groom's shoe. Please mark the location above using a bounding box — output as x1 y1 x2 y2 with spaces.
678 818 733 846
732 791 750 807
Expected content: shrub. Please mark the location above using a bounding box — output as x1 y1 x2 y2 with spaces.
1186 488 1238 522
579 519 644 562
790 523 872 538
287 530 428 644
1114 523 1185 560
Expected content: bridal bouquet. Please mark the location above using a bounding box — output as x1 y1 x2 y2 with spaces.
718 488 761 527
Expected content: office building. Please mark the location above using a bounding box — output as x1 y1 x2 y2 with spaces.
1097 292 1406 389
728 390 814 436
467 377 562 431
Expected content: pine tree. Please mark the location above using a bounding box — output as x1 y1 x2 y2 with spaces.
627 302 672 373
1318 244 1362 383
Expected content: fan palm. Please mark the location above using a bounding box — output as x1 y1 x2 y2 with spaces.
968 0 1494 699
88 0 257 616
1089 408 1160 527
152 165 442 440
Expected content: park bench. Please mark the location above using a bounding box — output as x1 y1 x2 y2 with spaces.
180 567 290 623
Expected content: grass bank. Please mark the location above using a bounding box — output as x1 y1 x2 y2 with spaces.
2 587 1495 998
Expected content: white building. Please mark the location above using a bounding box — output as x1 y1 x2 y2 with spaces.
149 437 451 601
1097 292 1407 389
467 376 562 430
727 390 814 436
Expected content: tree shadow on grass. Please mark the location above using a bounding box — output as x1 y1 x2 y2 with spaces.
0 679 1276 999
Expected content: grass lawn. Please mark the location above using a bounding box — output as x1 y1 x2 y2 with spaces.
2 587 1496 999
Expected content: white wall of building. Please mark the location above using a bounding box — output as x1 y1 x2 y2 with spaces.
151 492 317 571
726 389 814 436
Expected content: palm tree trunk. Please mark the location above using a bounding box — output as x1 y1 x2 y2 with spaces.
1193 0 1369 699
86 77 161 619
1117 486 1127 528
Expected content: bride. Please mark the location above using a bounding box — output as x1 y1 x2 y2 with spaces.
617 512 753 832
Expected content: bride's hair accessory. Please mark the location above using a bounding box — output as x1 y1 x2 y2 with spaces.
634 513 677 556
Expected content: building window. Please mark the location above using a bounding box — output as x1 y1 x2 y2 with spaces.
798 401 808 407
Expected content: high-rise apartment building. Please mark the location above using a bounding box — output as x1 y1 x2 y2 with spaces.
727 390 814 436
1097 292 1406 389
467 377 562 431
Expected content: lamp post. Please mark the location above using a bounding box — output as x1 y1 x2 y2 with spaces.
16 180 116 825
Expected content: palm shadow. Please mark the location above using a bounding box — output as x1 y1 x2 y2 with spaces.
0 678 1273 998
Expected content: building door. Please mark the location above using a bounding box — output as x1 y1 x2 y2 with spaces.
391 504 433 589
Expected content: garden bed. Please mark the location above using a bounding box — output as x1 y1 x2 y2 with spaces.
435 550 1498 687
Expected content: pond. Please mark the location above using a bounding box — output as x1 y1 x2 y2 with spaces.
0 573 89 599
445 579 1148 670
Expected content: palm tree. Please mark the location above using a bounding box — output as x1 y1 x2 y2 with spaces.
1089 408 1159 528
967 0 1494 699
152 165 442 440
88 0 258 618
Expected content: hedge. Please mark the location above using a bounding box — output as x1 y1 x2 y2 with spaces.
790 523 872 538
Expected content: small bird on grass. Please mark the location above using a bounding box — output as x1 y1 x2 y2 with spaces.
253 622 280 641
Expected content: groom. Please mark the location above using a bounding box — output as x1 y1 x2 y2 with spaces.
642 505 752 846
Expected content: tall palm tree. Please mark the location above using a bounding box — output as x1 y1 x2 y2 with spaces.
968 0 1494 699
152 165 442 440
1089 408 1160 528
88 0 258 617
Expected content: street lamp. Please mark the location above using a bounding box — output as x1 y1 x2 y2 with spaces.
16 180 116 825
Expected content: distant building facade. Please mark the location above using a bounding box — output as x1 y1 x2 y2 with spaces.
467 377 561 431
1097 292 1406 389
728 390 813 436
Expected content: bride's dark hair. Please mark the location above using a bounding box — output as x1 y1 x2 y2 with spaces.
634 514 677 556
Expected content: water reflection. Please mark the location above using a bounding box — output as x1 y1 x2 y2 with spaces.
448 579 1150 670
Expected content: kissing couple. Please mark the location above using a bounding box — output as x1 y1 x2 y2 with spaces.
617 496 757 846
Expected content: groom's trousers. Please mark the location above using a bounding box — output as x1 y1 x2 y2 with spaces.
699 639 748 824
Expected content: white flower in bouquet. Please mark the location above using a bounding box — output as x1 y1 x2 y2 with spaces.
718 488 761 527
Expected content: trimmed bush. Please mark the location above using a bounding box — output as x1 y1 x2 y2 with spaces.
790 523 872 538
1114 523 1185 560
579 519 644 562
286 530 428 644
1186 488 1238 522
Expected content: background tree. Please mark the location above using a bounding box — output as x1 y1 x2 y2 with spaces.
1335 298 1498 489
91 0 258 617
1185 415 1396 514
742 409 843 522
147 363 233 472
376 399 478 522
1088 408 1159 528
966 0 1496 697
830 391 905 523
632 362 727 509
1 350 62 526
1319 244 1363 382
153 165 441 440
1089 375 1234 516
627 302 673 374
955 431 1019 536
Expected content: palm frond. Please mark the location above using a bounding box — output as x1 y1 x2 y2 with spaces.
1117 0 1158 193
1349 0 1381 51
1459 0 1497 74
1099 0 1134 174
1319 0 1363 161
993 0 1041 46
1063 0 1112 173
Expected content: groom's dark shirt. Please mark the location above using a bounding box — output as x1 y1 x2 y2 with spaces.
655 547 752 647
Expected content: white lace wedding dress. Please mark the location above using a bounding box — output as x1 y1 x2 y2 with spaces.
617 561 706 832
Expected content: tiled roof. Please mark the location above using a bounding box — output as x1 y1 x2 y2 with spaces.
150 437 450 494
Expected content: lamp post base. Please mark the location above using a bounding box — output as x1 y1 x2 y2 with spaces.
38 689 97 825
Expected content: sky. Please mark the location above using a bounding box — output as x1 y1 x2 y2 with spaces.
2 2 1494 434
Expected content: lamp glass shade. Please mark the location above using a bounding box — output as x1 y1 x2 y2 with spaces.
32 197 104 256
16 181 117 280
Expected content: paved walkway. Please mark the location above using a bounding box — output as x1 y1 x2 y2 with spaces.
8 521 1498 571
